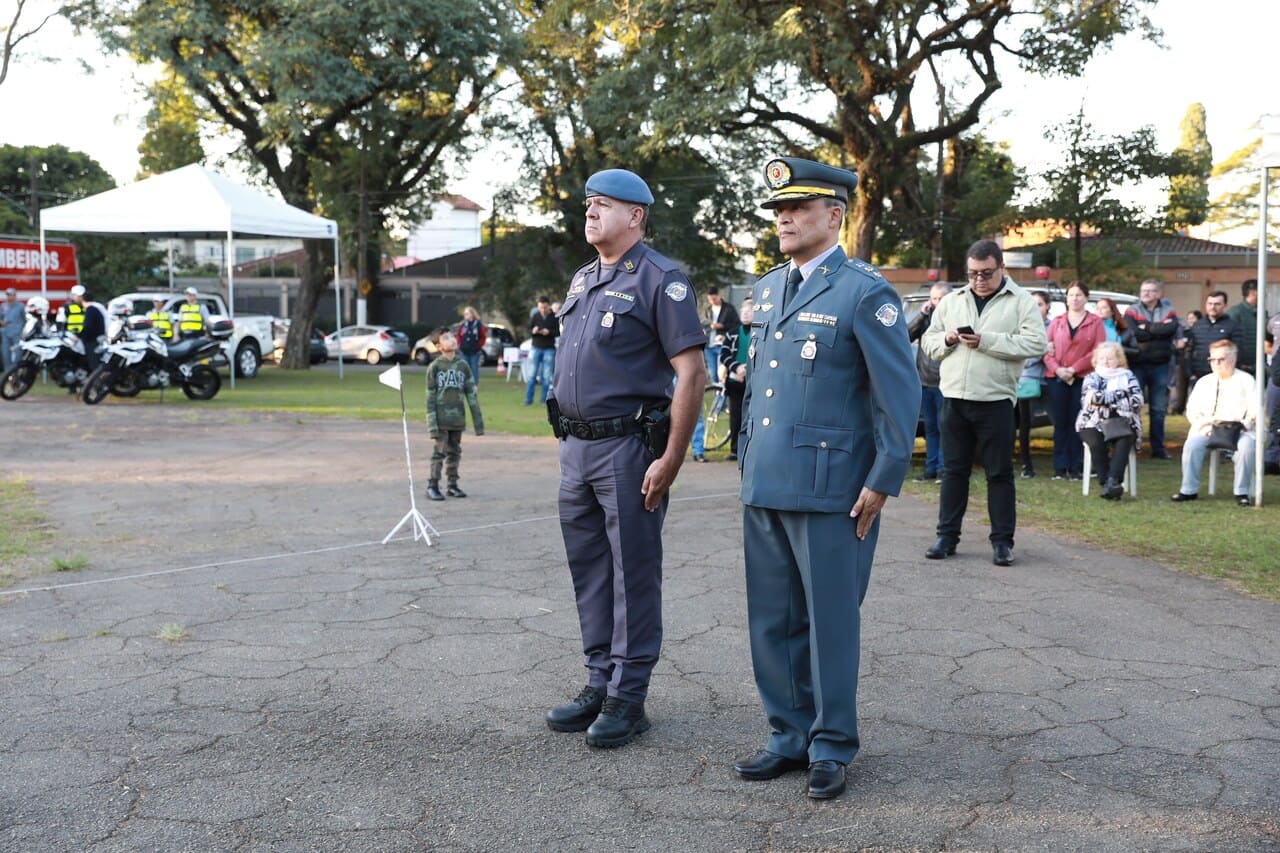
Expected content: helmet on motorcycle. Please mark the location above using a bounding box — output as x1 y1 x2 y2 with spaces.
108 297 133 317
26 296 49 315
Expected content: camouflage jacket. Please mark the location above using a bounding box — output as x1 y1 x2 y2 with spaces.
425 355 484 435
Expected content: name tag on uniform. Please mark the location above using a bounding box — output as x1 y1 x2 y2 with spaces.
603 290 635 302
800 341 817 360
601 311 615 328
797 311 837 327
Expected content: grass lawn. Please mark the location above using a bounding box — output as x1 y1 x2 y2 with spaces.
17 364 1280 600
903 414 1280 600
25 362 555 437
0 477 54 588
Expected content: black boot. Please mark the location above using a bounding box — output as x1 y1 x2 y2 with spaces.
1103 477 1124 500
546 685 606 732
446 484 467 498
585 697 650 748
426 482 444 501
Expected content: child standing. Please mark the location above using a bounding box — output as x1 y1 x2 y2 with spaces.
425 330 484 500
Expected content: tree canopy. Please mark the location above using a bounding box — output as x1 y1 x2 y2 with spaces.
0 144 163 296
1166 102 1211 230
73 0 505 366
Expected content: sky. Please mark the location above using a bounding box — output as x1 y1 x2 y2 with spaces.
0 0 1272 239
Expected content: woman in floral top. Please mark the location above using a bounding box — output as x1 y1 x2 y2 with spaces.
1075 341 1144 500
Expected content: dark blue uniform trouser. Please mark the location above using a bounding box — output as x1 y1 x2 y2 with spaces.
742 505 875 766
558 434 666 703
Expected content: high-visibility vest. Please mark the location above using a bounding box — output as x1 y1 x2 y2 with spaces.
64 303 85 334
148 309 174 339
178 302 204 335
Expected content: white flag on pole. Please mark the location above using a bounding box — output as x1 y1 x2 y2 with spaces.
378 363 402 390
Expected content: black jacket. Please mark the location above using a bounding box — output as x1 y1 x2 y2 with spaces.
1186 314 1244 379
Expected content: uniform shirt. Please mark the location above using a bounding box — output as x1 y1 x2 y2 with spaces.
552 239 704 421
740 246 920 511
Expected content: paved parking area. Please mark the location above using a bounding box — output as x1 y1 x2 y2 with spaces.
2 398 1278 851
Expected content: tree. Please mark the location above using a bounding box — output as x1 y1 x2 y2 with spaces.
136 66 205 178
74 0 503 367
1209 118 1280 249
1 0 57 88
1165 102 1212 230
644 0 1159 260
875 133 1020 278
1017 107 1168 282
0 144 164 296
491 0 762 306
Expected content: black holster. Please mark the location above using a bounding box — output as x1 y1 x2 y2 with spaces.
547 397 566 438
636 403 671 459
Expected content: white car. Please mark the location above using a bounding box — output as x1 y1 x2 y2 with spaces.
324 325 410 364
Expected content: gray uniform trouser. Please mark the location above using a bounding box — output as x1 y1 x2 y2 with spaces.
558 434 666 703
742 505 876 766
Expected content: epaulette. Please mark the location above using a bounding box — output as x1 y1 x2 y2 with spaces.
846 258 884 279
644 247 681 274
572 256 598 275
757 261 787 281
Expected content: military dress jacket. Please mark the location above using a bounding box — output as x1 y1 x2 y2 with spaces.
553 240 705 422
739 247 920 513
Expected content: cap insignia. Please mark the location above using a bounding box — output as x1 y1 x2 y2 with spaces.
765 160 792 189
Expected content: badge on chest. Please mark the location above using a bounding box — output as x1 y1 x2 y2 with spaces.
800 340 817 360
601 310 615 328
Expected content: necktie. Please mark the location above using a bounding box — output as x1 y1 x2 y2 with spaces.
782 266 802 314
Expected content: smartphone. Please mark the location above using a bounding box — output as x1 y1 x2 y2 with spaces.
955 325 975 335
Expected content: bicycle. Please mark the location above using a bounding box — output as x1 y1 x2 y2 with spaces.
701 382 732 451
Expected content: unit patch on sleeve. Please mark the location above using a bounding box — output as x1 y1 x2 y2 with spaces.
664 282 688 302
874 303 900 327
797 311 837 327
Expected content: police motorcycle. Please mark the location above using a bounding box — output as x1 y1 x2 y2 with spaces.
0 297 93 401
80 299 225 405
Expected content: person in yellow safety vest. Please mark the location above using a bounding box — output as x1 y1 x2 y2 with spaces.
62 283 87 334
177 287 209 338
148 296 175 340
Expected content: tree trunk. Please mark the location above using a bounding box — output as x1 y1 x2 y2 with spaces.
280 240 329 370
844 158 884 261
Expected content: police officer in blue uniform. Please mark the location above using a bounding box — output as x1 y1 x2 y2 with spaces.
733 158 920 799
544 169 706 748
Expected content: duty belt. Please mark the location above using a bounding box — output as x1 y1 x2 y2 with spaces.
559 414 644 441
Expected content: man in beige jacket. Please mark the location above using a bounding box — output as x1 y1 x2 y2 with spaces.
921 240 1047 566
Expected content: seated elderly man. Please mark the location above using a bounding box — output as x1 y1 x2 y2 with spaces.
1171 340 1259 506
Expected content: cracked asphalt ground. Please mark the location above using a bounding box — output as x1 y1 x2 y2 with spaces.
2 399 1278 852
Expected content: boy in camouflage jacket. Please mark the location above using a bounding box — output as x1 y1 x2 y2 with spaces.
425 330 484 500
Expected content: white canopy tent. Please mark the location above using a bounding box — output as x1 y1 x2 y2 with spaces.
38 163 346 383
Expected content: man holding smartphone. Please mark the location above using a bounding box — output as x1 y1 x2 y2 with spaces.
920 240 1047 566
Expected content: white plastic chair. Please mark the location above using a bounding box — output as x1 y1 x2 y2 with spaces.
1082 443 1138 497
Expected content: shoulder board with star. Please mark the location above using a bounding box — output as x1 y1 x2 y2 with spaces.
846 259 883 278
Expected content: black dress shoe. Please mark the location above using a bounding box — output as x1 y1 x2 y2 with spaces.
1170 492 1198 502
446 485 467 498
585 697 650 748
807 760 847 799
1103 478 1124 500
925 537 957 559
1151 450 1172 460
545 685 606 732
1235 494 1252 507
426 483 445 501
992 543 1013 566
733 750 808 781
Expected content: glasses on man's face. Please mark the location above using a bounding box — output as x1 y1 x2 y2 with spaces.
965 268 998 282
1208 357 1230 364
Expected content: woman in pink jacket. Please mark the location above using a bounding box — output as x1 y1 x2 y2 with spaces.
1043 281 1106 479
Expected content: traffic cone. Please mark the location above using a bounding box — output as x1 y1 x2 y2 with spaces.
496 359 505 375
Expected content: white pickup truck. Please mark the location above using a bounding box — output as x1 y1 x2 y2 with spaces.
118 290 274 379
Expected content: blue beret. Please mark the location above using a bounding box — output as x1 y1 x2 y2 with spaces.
760 158 858 209
585 169 655 206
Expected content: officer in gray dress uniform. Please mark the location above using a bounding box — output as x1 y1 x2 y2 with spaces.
732 158 920 799
544 169 706 748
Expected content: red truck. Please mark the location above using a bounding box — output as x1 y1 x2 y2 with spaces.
0 235 80 307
